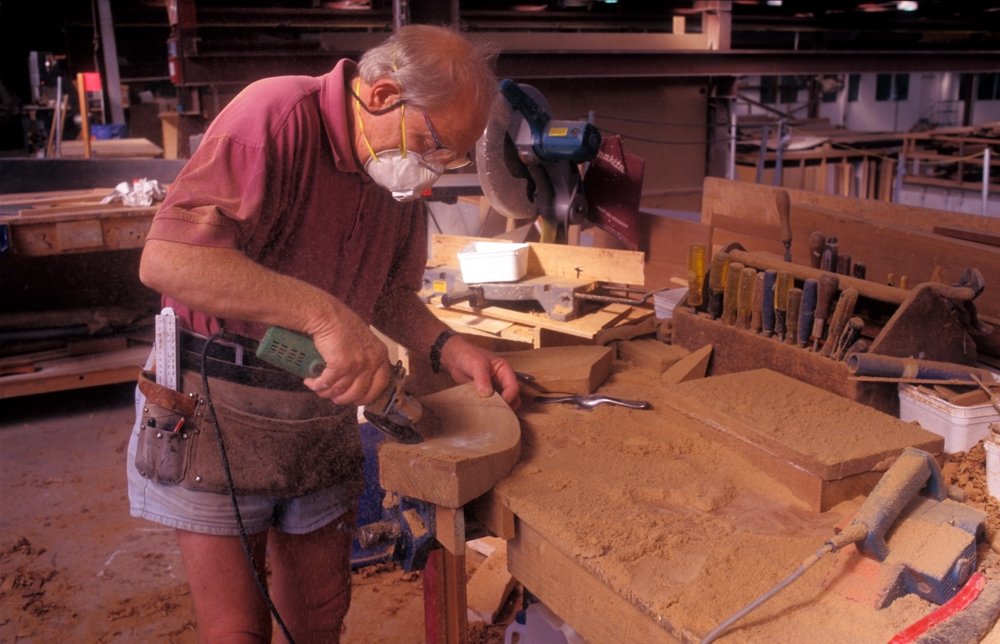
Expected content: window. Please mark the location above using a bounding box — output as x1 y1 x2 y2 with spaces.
848 74 860 102
760 76 777 104
876 73 909 101
779 76 799 104
976 73 1000 100
760 76 800 105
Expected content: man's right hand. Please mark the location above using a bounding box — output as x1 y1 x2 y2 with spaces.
304 311 391 407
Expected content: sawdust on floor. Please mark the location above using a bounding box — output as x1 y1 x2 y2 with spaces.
497 358 1000 642
0 384 516 643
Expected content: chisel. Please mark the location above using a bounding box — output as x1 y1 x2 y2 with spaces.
721 261 744 325
761 269 777 337
808 231 826 269
821 287 859 358
750 271 765 334
776 190 792 262
836 254 852 276
832 316 865 361
707 251 731 319
820 236 839 273
687 244 706 309
773 272 791 341
797 278 817 347
736 266 757 329
785 287 802 346
811 274 839 351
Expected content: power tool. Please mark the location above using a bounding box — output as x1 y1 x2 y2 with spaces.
256 326 425 444
475 79 643 248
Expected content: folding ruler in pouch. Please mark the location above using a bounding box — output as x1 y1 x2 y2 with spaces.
154 307 181 391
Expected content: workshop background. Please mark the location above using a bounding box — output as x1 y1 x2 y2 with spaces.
2 1 1000 643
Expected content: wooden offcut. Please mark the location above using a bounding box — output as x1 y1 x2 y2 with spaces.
499 345 613 394
378 383 521 508
467 540 516 625
659 368 944 511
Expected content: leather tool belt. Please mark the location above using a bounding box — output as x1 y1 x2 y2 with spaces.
179 329 307 391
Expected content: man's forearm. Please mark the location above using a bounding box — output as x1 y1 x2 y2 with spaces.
140 238 342 336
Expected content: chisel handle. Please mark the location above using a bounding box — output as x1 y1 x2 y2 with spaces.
721 262 744 325
785 287 802 345
811 274 839 350
808 231 826 269
797 278 818 347
736 267 757 329
750 272 765 333
761 270 777 337
821 287 858 358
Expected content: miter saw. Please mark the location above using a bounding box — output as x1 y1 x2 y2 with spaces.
422 81 648 321
476 79 643 247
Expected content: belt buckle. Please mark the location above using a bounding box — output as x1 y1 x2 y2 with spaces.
215 338 245 366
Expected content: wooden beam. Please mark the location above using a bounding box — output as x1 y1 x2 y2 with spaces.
430 234 646 286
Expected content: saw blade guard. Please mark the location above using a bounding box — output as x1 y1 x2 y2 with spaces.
476 80 599 229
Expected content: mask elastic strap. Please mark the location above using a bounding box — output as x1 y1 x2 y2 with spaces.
354 79 379 163
392 57 409 159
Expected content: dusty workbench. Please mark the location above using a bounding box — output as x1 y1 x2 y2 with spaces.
480 352 988 643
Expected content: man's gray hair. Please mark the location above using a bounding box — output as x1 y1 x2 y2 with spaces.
358 24 498 114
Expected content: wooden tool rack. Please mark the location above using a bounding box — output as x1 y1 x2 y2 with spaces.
672 178 1000 416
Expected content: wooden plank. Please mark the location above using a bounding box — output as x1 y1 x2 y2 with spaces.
659 369 944 510
0 187 112 207
378 383 521 508
430 234 646 286
508 520 684 644
467 541 517 625
2 208 153 256
640 212 711 289
933 225 1000 248
0 345 148 399
498 345 613 394
702 176 998 235
670 307 900 415
433 300 653 341
58 137 163 159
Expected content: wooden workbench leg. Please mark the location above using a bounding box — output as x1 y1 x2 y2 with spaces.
424 505 468 644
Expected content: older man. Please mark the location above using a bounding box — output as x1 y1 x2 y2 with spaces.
128 24 519 642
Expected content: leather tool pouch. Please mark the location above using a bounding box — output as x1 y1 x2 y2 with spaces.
134 370 199 486
134 371 362 497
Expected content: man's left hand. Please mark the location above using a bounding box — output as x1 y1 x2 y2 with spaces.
439 336 521 409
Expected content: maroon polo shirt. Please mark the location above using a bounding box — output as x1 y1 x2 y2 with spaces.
146 59 427 340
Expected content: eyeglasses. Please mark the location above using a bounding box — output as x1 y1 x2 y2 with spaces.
351 82 473 171
420 111 473 171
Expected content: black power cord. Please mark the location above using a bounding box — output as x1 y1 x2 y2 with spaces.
200 333 296 644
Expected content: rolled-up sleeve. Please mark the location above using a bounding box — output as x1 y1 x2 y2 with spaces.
147 134 267 249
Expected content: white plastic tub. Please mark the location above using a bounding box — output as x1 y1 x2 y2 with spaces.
457 242 529 284
898 383 1000 453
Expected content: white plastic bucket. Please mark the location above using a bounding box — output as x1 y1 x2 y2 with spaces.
985 425 1000 500
504 602 585 644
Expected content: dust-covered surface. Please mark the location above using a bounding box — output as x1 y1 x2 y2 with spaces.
495 357 1000 643
0 384 512 643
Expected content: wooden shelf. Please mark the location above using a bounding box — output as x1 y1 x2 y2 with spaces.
0 345 149 399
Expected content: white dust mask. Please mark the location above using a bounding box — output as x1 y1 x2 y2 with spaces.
364 150 443 202
354 79 444 202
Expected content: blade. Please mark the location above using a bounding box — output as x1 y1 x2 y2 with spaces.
476 89 538 220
